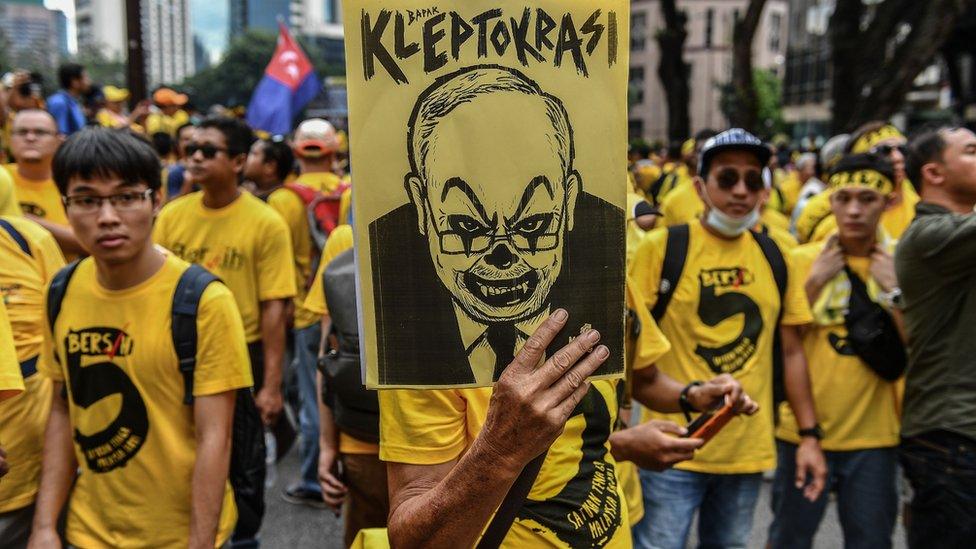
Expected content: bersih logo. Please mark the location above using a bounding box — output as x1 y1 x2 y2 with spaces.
64 326 149 472
694 267 763 374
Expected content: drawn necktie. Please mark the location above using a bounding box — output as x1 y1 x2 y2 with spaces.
486 323 519 380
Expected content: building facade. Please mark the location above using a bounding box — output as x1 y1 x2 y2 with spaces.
0 0 70 70
75 0 126 59
142 0 193 87
628 0 789 142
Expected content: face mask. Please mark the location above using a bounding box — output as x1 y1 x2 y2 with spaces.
700 187 760 237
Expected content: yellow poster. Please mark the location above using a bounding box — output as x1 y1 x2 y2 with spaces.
344 1 628 388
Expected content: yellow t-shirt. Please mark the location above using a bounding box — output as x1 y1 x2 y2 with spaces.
796 185 919 244
339 185 352 226
776 171 803 216
0 299 24 401
145 110 190 137
154 192 297 342
303 224 354 316
295 171 343 193
629 221 813 473
776 243 901 451
0 216 64 513
380 381 631 547
4 164 68 226
0 166 21 216
265 187 319 329
626 192 649 269
38 254 252 548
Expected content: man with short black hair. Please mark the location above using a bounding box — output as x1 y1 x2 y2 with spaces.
897 126 976 548
45 64 89 136
29 127 251 548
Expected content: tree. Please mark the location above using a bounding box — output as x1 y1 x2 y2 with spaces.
728 0 768 131
721 68 784 138
656 0 691 142
829 0 970 133
69 44 127 87
181 30 345 109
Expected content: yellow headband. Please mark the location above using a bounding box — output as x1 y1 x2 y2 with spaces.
828 169 894 195
851 125 905 153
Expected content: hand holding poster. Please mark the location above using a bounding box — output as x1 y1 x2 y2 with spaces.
344 1 629 388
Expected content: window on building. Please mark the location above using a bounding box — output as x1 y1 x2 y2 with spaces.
629 66 645 106
324 0 339 24
705 8 714 49
769 12 782 53
631 12 647 52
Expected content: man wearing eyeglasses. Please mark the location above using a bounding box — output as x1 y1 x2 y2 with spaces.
4 110 84 257
795 121 919 244
153 116 296 546
28 127 252 549
629 129 826 549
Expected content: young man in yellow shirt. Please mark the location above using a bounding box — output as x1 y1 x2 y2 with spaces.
0 214 64 548
29 127 252 549
769 154 904 548
244 136 327 507
292 118 344 192
629 129 826 549
6 109 83 256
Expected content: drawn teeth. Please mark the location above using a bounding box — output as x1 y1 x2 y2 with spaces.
477 281 529 297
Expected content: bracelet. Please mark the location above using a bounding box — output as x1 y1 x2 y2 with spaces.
679 381 703 422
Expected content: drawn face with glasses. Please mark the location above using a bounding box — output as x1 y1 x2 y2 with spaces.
406 92 580 323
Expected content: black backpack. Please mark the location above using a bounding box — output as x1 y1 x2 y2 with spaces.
651 224 789 405
46 262 266 537
317 248 379 443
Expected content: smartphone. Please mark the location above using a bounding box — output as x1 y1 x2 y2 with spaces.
682 401 735 444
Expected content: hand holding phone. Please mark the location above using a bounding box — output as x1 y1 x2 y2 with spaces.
682 398 736 444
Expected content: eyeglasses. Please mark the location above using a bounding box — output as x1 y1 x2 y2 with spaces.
714 167 765 192
424 198 564 255
12 128 56 138
870 143 907 157
185 143 228 159
63 189 154 214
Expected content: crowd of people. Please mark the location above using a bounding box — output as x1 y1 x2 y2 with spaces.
0 62 973 549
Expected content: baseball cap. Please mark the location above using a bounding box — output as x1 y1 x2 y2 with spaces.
103 85 130 103
294 118 339 158
153 87 188 107
698 128 772 177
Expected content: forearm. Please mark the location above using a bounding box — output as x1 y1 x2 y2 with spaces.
189 435 232 548
782 327 818 429
317 371 339 450
29 217 85 256
388 438 524 549
32 387 77 533
259 300 286 391
318 316 332 356
631 366 686 413
804 277 827 307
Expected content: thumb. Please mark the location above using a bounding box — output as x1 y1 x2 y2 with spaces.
650 419 688 437
795 460 806 488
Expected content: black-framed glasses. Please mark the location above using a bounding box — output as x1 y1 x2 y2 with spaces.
12 128 56 138
185 143 228 159
870 143 907 157
714 167 765 192
63 189 154 214
423 197 565 256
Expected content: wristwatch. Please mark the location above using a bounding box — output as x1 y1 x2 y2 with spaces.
879 287 904 309
798 424 824 441
679 381 703 422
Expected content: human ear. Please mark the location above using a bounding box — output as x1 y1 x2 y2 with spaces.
564 170 581 231
405 174 428 236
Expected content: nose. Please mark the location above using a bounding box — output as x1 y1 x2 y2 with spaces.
96 199 122 225
485 242 516 270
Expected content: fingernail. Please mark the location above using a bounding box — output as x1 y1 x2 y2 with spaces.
587 329 601 343
595 345 609 358
553 309 568 321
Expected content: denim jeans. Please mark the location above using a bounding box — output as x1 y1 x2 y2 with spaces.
900 431 976 549
768 440 898 549
633 467 762 549
291 323 322 493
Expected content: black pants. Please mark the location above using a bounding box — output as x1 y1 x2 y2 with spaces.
900 431 976 549
230 342 268 546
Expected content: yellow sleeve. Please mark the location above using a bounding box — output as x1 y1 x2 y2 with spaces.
627 228 666 313
267 189 307 245
0 168 21 217
768 227 798 253
8 217 66 278
192 283 254 396
625 275 670 370
304 259 329 316
303 225 355 316
761 208 791 233
781 249 814 326
255 214 297 301
379 388 470 464
0 300 25 401
145 113 162 135
152 203 173 249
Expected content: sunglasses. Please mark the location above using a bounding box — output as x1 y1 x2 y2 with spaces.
185 143 228 159
714 167 765 192
870 143 907 157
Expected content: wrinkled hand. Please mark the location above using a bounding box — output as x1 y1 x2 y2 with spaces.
479 309 610 470
795 438 827 501
0 445 8 478
254 386 283 426
318 446 347 514
869 244 898 292
610 420 704 471
809 235 846 287
27 528 62 549
687 374 759 416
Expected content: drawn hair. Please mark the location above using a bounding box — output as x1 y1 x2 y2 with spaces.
406 65 575 183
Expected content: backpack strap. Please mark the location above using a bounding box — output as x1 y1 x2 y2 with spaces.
750 230 787 302
172 264 220 405
47 261 81 335
749 229 789 406
650 224 690 322
0 218 31 257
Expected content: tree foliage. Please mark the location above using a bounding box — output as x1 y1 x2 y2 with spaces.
720 69 784 138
